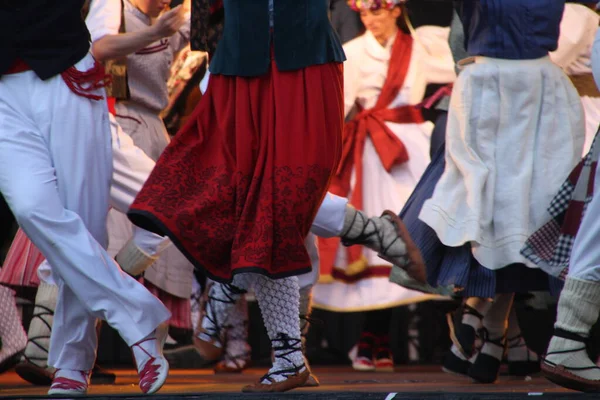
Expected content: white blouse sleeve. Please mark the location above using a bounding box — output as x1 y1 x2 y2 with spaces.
86 0 122 43
550 4 599 72
342 40 362 118
413 26 456 85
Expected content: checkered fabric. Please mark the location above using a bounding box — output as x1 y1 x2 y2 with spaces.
521 126 600 279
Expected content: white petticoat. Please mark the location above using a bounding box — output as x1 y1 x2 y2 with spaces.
420 56 585 270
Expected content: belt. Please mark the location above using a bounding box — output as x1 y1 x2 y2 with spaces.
569 73 600 98
6 58 31 74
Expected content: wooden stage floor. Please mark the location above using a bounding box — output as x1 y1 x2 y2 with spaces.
0 366 593 399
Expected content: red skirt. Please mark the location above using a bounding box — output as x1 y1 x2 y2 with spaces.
129 61 343 283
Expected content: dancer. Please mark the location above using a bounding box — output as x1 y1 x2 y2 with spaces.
0 1 171 395
0 115 169 385
314 0 455 372
401 0 585 384
522 8 600 392
128 0 345 392
1 0 192 384
128 0 426 392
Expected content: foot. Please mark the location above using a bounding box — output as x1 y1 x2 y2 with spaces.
342 210 427 284
442 346 473 377
542 329 600 392
352 332 376 371
301 355 320 387
506 335 540 376
374 336 394 372
131 332 169 394
215 329 251 373
242 366 309 393
468 335 505 384
15 361 54 386
389 263 457 295
0 347 25 374
48 369 89 396
214 349 251 374
303 373 320 387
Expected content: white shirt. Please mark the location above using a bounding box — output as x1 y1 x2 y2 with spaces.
342 26 456 117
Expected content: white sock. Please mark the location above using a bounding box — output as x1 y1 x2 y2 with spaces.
545 277 600 381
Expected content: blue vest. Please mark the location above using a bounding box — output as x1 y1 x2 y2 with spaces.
209 0 346 77
459 0 565 60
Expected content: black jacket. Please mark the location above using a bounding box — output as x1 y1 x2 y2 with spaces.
1 1 91 80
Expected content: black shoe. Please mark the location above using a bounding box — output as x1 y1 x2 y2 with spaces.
442 349 471 377
15 361 52 385
468 335 505 384
506 335 540 376
0 350 23 374
447 305 483 358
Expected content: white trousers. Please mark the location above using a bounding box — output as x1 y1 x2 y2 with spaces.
310 192 347 238
569 156 600 281
298 193 348 287
109 114 168 255
0 54 170 370
564 30 600 282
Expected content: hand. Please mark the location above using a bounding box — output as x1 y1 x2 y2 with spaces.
153 5 186 38
182 0 191 14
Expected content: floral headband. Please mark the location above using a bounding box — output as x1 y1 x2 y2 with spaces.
348 0 406 11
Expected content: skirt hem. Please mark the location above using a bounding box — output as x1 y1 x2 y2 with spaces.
128 208 313 284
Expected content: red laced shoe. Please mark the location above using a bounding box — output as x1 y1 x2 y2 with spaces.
374 335 394 372
352 332 376 371
132 337 169 394
48 370 89 396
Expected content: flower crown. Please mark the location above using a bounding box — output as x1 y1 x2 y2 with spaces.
348 0 406 11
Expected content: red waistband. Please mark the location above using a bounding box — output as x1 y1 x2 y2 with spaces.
6 58 31 74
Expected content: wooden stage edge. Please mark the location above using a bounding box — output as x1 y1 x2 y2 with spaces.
0 366 594 399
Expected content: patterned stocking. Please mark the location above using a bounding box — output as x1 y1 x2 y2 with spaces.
253 275 305 383
0 285 27 366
